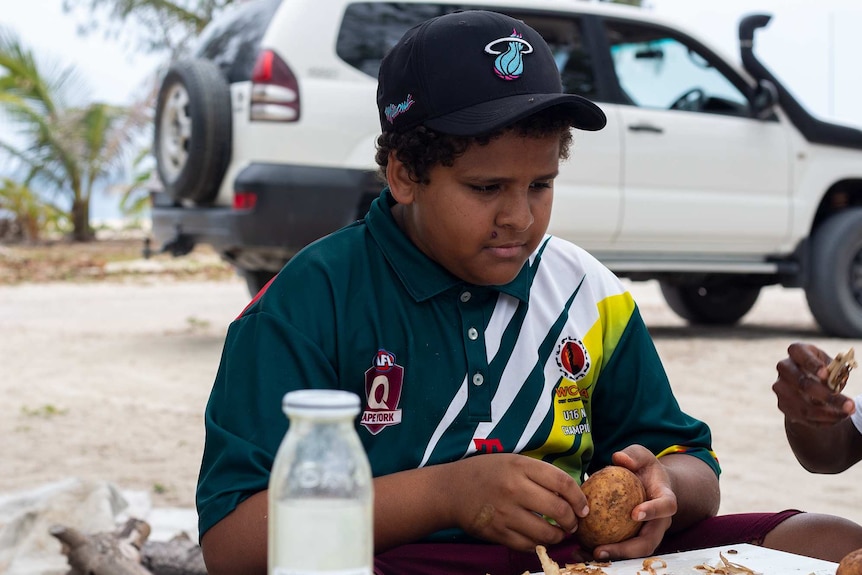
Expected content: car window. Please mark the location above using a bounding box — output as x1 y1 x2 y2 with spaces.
526 15 595 100
605 20 749 117
193 0 281 83
336 3 456 78
337 3 596 99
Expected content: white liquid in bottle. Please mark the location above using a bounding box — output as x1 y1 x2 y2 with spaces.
270 499 372 575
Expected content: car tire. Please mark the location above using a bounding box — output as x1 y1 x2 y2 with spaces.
154 59 232 204
659 278 761 325
805 209 862 338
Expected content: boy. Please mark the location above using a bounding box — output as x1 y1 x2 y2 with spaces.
197 10 862 574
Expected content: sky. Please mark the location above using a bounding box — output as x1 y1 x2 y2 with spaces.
647 0 862 127
4 0 164 106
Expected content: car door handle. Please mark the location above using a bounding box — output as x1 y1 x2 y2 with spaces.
627 123 664 134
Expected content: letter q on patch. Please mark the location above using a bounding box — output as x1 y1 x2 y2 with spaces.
362 349 404 435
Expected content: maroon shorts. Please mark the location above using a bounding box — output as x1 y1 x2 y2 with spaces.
373 510 802 575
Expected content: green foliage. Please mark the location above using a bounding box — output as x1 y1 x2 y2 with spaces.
0 178 68 241
0 27 148 241
21 404 69 418
114 146 155 223
185 315 211 330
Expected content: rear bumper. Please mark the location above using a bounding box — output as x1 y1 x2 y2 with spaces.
151 162 379 269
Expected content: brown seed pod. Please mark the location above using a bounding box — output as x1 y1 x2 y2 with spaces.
838 548 862 575
576 465 645 550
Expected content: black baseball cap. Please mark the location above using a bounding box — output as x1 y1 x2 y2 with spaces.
377 10 606 136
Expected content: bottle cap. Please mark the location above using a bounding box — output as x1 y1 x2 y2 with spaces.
282 389 361 418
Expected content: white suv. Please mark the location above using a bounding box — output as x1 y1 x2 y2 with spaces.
151 0 862 338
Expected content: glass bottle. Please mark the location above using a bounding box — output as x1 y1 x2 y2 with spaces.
268 389 373 575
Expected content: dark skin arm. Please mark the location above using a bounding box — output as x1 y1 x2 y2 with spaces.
374 453 588 552
201 453 589 574
773 342 862 473
200 491 268 575
200 445 720 570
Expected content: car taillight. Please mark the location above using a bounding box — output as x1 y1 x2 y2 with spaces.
233 191 258 210
250 50 300 122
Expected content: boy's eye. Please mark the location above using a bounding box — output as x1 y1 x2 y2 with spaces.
467 180 553 194
469 184 500 193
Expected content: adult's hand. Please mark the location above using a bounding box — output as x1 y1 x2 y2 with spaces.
773 342 862 474
773 342 854 427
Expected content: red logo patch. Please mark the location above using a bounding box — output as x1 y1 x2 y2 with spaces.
555 337 590 381
360 349 404 435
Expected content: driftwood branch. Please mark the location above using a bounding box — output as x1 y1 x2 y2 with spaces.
142 532 208 575
50 518 206 575
50 519 152 575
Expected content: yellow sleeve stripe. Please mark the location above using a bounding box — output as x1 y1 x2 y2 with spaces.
593 291 635 368
656 445 719 464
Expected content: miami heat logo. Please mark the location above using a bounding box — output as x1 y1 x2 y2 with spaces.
555 337 590 381
484 29 533 80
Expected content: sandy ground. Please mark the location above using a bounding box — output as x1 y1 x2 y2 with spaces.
1 275 861 531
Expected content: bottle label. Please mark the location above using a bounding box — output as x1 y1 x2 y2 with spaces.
273 569 372 575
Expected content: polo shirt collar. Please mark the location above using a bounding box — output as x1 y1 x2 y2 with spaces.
366 189 531 303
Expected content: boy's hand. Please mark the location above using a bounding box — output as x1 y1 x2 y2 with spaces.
445 453 587 552
582 445 674 560
774 342 854 427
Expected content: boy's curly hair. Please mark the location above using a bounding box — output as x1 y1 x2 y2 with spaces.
375 108 575 185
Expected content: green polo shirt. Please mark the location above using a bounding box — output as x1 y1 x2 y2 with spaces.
197 189 719 540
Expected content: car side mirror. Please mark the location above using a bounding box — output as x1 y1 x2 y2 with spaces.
752 79 778 119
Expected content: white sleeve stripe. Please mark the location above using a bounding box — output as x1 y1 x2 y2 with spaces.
419 374 469 467
484 294 517 361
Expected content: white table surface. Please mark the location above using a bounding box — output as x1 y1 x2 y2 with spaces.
532 544 838 574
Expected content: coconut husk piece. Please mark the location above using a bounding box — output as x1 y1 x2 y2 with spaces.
827 348 857 393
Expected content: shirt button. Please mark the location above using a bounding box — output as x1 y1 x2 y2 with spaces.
472 373 484 386
467 327 479 340
460 291 472 303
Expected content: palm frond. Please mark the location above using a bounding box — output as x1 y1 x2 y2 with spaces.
0 26 90 116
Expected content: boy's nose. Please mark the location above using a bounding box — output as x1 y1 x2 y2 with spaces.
498 191 535 232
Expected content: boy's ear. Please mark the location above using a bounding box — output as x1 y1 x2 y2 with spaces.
386 151 416 205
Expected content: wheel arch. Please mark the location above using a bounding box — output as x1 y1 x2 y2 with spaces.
793 178 862 288
810 178 862 235
804 206 862 337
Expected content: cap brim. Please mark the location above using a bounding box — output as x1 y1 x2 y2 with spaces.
423 93 607 136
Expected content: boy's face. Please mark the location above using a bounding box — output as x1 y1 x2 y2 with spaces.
393 131 560 286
